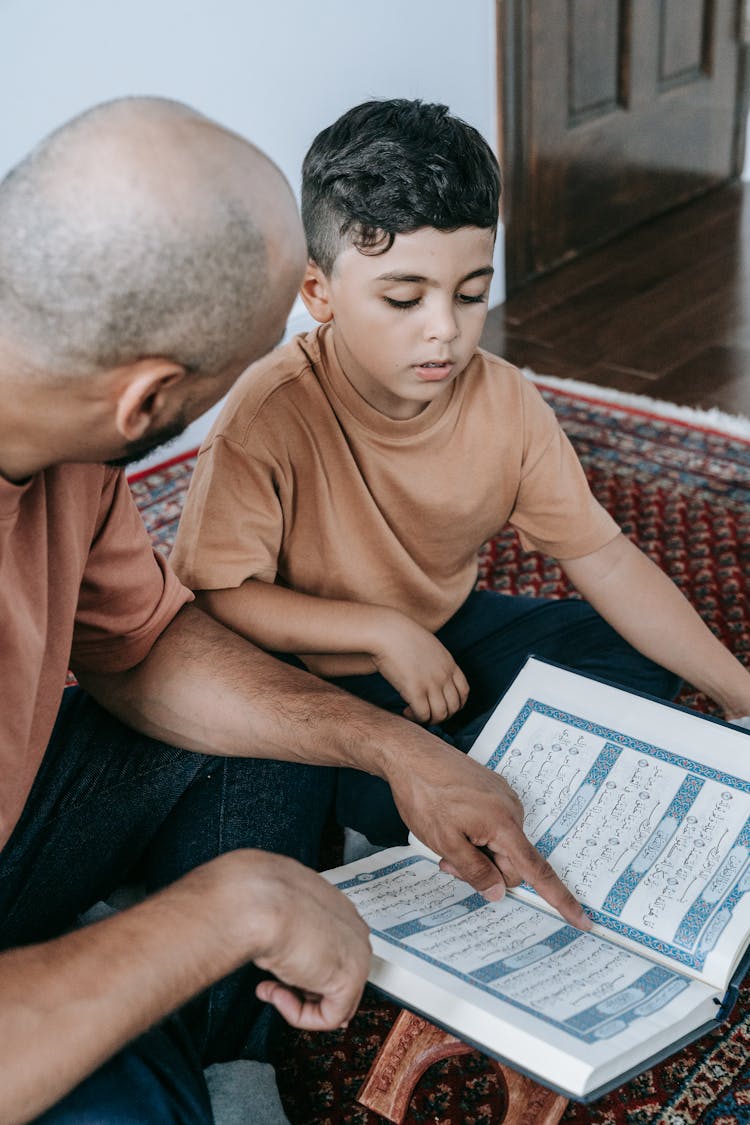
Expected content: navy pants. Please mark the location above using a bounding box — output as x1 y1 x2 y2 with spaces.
332 590 681 844
0 687 334 1123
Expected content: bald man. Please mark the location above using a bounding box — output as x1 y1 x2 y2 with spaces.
0 98 585 1124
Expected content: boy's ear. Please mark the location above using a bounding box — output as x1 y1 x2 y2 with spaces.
112 359 187 441
299 260 334 324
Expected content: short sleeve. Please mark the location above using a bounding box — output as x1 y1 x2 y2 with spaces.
171 434 283 591
509 379 620 559
71 469 193 673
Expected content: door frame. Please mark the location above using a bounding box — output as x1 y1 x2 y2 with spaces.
497 0 750 294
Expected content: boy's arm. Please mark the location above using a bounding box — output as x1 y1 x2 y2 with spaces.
198 580 469 724
561 532 750 718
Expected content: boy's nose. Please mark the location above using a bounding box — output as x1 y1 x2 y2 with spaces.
425 301 459 343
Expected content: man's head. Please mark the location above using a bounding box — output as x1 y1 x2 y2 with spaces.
0 97 306 475
299 99 501 421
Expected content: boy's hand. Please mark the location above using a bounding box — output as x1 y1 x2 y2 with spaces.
370 610 469 724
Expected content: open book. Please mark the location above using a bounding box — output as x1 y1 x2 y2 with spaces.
323 658 750 1101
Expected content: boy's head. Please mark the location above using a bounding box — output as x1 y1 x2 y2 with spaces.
300 100 502 421
301 98 501 275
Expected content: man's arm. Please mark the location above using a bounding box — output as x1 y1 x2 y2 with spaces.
0 850 370 1125
75 604 588 928
198 580 469 724
561 532 750 718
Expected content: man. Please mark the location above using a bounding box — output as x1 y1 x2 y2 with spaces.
0 97 585 1124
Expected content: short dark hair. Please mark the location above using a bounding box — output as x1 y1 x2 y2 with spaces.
301 99 501 274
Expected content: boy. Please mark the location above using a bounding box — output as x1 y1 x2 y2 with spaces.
172 99 750 847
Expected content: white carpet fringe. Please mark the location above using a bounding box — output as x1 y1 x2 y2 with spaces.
523 369 750 440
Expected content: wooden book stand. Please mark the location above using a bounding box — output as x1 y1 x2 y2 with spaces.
358 1009 569 1124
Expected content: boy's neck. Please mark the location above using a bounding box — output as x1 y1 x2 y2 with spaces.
327 325 450 422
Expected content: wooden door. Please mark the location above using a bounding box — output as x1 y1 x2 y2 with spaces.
500 0 747 290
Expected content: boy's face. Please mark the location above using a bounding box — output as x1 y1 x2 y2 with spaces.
302 225 495 420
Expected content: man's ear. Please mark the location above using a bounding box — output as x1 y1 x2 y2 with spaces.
112 359 187 441
299 260 334 323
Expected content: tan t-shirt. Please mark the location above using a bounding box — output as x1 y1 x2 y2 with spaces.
173 325 619 653
0 462 192 851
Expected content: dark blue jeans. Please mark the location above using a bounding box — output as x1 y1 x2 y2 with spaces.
332 590 681 844
1 687 334 1123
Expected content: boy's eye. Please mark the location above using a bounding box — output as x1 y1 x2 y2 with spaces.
384 296 421 309
383 291 488 310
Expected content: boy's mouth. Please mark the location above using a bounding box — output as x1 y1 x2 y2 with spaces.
414 361 454 382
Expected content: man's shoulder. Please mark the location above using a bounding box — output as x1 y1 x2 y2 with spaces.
0 462 111 536
38 460 111 502
4 462 128 569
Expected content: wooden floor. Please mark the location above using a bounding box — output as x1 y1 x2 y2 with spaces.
481 182 750 415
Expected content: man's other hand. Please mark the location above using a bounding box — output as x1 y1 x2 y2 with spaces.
234 853 372 1030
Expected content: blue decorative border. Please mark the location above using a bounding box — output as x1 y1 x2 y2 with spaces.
335 854 424 892
535 743 624 858
674 819 750 948
602 775 705 916
485 700 750 969
486 701 750 792
334 859 691 1044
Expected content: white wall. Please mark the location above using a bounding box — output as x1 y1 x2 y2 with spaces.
0 0 502 469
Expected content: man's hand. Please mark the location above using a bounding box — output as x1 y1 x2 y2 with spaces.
370 609 469 724
384 739 590 931
0 849 371 1124
76 607 584 929
244 854 372 1031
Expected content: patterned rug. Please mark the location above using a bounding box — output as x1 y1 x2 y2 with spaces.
130 379 750 1124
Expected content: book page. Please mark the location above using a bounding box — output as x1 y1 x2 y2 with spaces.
325 846 718 1094
467 659 750 987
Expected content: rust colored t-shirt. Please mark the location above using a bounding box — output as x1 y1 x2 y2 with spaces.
0 462 192 851
172 325 619 665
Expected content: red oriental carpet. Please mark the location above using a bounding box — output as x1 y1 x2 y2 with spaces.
130 379 750 1125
